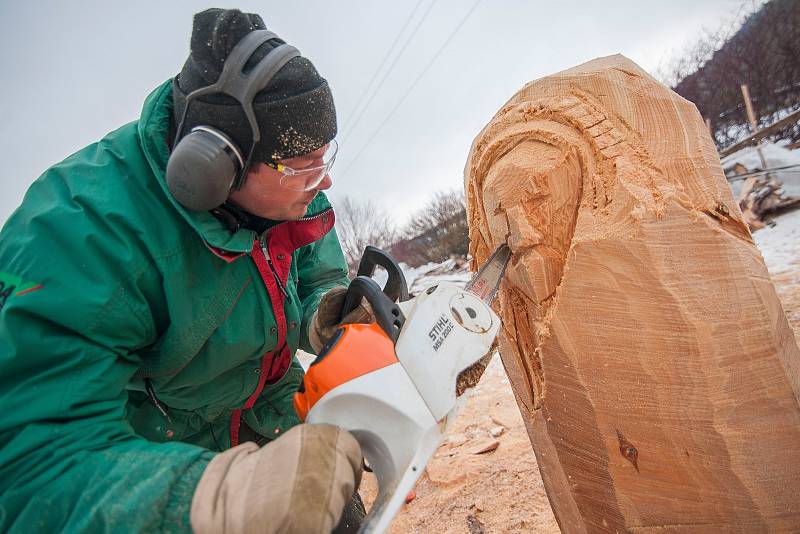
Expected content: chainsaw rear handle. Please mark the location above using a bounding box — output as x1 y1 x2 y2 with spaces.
341 276 406 344
355 246 409 303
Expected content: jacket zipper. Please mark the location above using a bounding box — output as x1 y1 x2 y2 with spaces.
255 208 331 298
260 235 289 299
144 377 172 422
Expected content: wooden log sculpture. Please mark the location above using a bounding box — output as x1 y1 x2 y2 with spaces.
465 55 800 532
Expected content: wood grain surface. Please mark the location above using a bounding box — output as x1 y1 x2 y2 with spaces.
465 54 800 533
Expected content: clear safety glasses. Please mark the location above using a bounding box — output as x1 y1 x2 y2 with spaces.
271 139 339 191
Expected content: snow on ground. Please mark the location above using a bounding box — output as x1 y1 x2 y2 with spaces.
368 257 472 296
400 258 472 294
755 208 800 330
754 208 800 276
722 142 800 198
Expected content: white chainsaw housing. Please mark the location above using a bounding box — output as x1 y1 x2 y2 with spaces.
305 281 501 533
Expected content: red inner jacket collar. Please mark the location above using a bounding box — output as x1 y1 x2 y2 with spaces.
205 208 335 263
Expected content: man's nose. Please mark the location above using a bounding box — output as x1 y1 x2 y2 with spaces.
316 173 333 191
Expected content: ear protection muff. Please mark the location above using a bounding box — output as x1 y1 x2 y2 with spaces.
166 30 300 211
166 126 244 211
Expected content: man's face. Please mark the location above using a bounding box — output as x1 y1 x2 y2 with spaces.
227 144 333 220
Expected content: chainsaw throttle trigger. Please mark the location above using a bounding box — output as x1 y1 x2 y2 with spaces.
341 276 406 343
356 245 409 303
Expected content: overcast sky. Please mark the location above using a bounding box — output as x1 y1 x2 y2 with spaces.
0 0 760 228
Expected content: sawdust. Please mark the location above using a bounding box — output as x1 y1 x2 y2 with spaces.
359 354 560 533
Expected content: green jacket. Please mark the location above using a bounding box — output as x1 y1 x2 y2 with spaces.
0 80 350 532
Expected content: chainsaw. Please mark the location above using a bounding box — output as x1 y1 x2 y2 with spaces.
294 244 511 533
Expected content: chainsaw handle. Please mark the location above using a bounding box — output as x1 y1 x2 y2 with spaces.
341 276 405 343
356 246 409 303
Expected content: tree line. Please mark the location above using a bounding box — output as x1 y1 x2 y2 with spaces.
334 189 468 275
663 0 800 149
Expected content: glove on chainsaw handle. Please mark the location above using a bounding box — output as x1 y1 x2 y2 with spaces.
355 246 409 303
191 424 363 534
341 276 405 343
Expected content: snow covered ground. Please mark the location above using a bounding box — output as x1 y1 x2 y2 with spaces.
398 258 472 294
365 257 472 296
755 208 800 330
722 142 800 199
754 208 800 276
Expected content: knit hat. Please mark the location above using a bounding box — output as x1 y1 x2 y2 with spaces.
172 8 337 163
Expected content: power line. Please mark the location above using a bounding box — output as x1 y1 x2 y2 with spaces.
727 163 800 181
339 0 483 180
340 0 426 134
341 0 438 145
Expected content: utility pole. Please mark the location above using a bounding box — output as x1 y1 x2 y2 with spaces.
740 84 768 169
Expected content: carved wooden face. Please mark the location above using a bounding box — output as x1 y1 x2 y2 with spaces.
465 115 589 412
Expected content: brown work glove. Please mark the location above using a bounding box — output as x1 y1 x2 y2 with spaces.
191 424 363 534
308 286 374 354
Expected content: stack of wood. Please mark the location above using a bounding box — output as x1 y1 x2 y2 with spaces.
729 164 800 230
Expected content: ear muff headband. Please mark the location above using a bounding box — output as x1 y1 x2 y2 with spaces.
167 30 301 211
233 42 301 187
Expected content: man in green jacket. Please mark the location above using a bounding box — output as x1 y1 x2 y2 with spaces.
0 8 369 533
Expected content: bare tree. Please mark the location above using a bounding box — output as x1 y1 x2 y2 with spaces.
333 196 399 276
404 189 465 236
664 0 800 148
654 6 748 88
391 189 469 267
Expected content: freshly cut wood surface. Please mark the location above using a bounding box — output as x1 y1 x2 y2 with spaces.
465 54 800 532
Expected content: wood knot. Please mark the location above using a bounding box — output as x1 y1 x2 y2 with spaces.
616 429 639 472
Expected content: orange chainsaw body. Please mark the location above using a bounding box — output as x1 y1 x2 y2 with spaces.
294 322 399 421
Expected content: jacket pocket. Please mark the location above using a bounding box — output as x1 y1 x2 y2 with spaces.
243 359 304 441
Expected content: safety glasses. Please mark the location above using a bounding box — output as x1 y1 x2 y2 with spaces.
269 139 339 191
